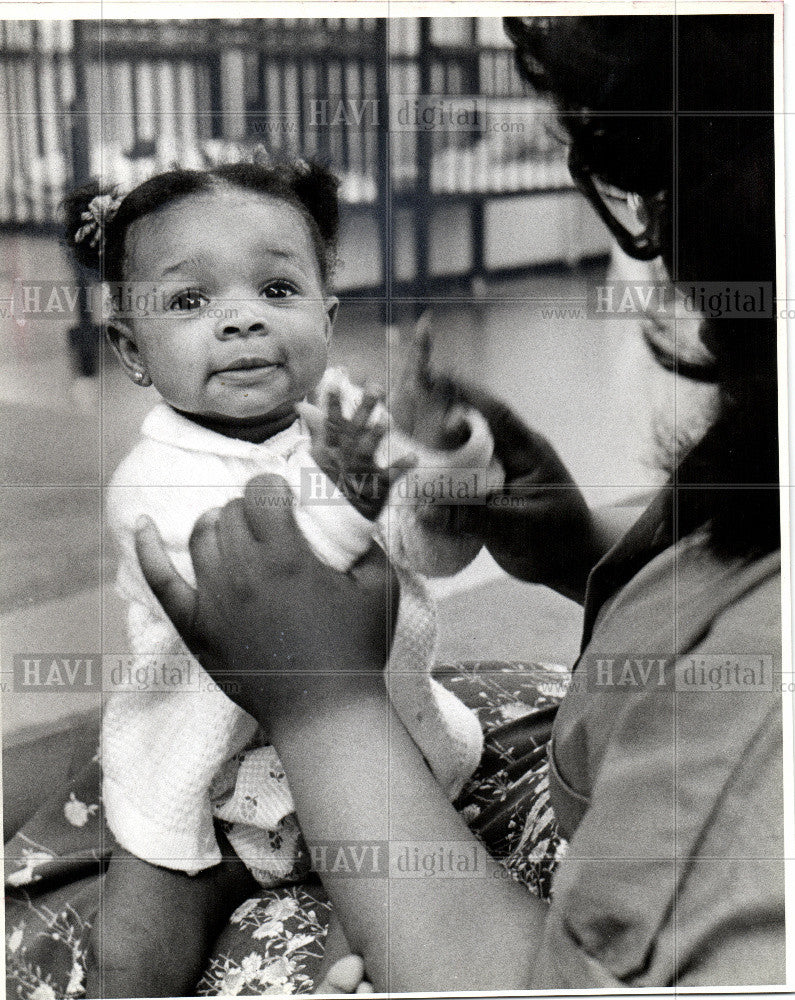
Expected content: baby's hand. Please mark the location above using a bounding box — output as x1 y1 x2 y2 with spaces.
389 315 470 452
298 390 415 521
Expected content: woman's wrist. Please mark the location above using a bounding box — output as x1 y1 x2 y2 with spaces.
482 498 602 603
252 665 389 737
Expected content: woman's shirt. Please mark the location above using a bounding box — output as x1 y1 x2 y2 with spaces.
535 494 784 987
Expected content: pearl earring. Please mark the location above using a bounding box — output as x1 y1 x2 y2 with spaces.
133 371 151 386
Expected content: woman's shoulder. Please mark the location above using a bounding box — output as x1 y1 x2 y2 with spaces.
552 545 782 831
544 566 785 986
702 552 781 644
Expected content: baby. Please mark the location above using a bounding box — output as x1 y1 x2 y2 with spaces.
64 158 501 996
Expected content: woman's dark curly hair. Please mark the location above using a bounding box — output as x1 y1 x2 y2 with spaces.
505 14 778 558
63 159 340 287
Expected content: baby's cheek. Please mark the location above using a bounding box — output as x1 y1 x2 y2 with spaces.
290 332 329 393
142 345 205 409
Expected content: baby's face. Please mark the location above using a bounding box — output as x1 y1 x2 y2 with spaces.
119 190 334 422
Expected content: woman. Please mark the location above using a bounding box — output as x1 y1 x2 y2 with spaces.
133 12 783 990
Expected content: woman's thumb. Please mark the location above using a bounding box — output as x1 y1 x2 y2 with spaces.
242 473 306 550
134 515 199 640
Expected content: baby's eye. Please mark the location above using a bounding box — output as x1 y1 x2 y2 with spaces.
169 289 209 312
262 280 298 299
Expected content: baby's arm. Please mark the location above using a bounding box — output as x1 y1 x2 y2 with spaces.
86 839 257 998
96 485 267 995
105 483 259 868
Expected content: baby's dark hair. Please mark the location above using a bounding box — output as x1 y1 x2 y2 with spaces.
63 159 340 287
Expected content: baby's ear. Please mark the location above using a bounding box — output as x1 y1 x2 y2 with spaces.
324 295 339 343
106 320 151 387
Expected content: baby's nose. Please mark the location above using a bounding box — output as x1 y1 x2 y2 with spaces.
215 316 267 340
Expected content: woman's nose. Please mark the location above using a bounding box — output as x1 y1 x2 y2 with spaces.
215 315 267 340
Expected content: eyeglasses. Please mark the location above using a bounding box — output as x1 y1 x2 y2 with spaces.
568 148 668 262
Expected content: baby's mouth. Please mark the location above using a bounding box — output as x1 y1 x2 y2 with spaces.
213 357 283 385
216 356 280 373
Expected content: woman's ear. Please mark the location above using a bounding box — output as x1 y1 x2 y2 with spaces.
324 296 339 345
106 320 152 387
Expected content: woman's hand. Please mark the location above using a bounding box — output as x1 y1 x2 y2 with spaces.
429 377 604 602
298 391 415 521
389 318 471 451
134 473 399 725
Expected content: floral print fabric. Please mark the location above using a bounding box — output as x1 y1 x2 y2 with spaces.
5 661 568 998
198 888 332 996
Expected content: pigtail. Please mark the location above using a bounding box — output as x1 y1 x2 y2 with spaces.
284 159 340 250
62 181 105 273
61 180 127 277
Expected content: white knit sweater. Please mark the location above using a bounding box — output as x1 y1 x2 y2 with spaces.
103 369 499 880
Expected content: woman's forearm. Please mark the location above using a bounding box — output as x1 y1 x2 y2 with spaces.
267 673 546 992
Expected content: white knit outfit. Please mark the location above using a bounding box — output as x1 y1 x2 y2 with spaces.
103 368 501 885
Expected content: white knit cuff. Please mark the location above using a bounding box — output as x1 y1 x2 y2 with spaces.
388 672 484 800
103 775 221 875
294 499 375 573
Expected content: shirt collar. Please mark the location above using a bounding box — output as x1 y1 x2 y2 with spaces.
140 402 307 459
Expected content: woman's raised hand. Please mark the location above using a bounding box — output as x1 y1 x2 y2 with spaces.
430 377 603 602
134 473 399 725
